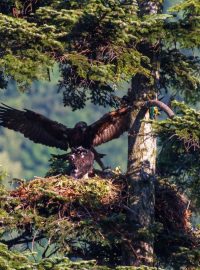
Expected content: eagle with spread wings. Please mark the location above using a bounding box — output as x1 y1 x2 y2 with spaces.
0 104 130 168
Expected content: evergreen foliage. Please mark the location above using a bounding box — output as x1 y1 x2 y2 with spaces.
0 243 159 270
153 100 200 151
0 0 199 108
0 175 199 268
151 101 200 208
0 0 200 268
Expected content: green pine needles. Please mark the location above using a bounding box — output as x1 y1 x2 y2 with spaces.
0 174 199 268
153 100 200 151
1 0 199 108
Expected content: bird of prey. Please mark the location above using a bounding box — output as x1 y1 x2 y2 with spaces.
68 147 94 179
0 103 130 167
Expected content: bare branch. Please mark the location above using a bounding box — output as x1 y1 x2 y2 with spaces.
145 100 175 119
136 100 175 119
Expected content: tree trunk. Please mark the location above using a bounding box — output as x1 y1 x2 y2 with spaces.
124 0 163 265
126 102 156 266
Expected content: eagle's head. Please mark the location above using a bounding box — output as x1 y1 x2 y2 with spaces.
74 121 88 133
69 146 94 179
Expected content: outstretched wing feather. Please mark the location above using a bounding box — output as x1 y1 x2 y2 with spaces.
0 104 70 150
90 107 130 146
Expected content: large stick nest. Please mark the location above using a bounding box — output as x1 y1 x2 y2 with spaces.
0 174 199 266
7 175 192 233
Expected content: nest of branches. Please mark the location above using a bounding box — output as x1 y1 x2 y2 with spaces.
10 175 122 219
1 175 194 234
0 174 199 266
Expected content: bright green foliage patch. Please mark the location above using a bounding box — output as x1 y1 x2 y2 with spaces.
167 0 200 49
1 0 200 108
152 101 200 208
0 243 30 270
153 100 200 151
0 242 159 270
0 1 146 87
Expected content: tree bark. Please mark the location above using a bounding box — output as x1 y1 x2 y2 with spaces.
126 103 156 266
125 0 164 266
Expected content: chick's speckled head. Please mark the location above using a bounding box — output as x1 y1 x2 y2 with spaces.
69 147 94 179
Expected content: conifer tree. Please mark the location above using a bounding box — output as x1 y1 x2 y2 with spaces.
0 0 200 268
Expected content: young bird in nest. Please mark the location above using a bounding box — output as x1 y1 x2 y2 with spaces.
0 103 130 169
68 147 94 179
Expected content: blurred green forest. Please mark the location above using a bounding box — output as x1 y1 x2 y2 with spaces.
0 71 127 180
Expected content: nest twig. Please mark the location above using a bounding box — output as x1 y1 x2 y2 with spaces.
8 175 194 234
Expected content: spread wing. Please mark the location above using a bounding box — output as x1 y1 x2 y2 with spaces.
0 104 70 150
89 107 130 146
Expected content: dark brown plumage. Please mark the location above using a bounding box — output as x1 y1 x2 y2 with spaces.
0 103 130 153
68 147 94 179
